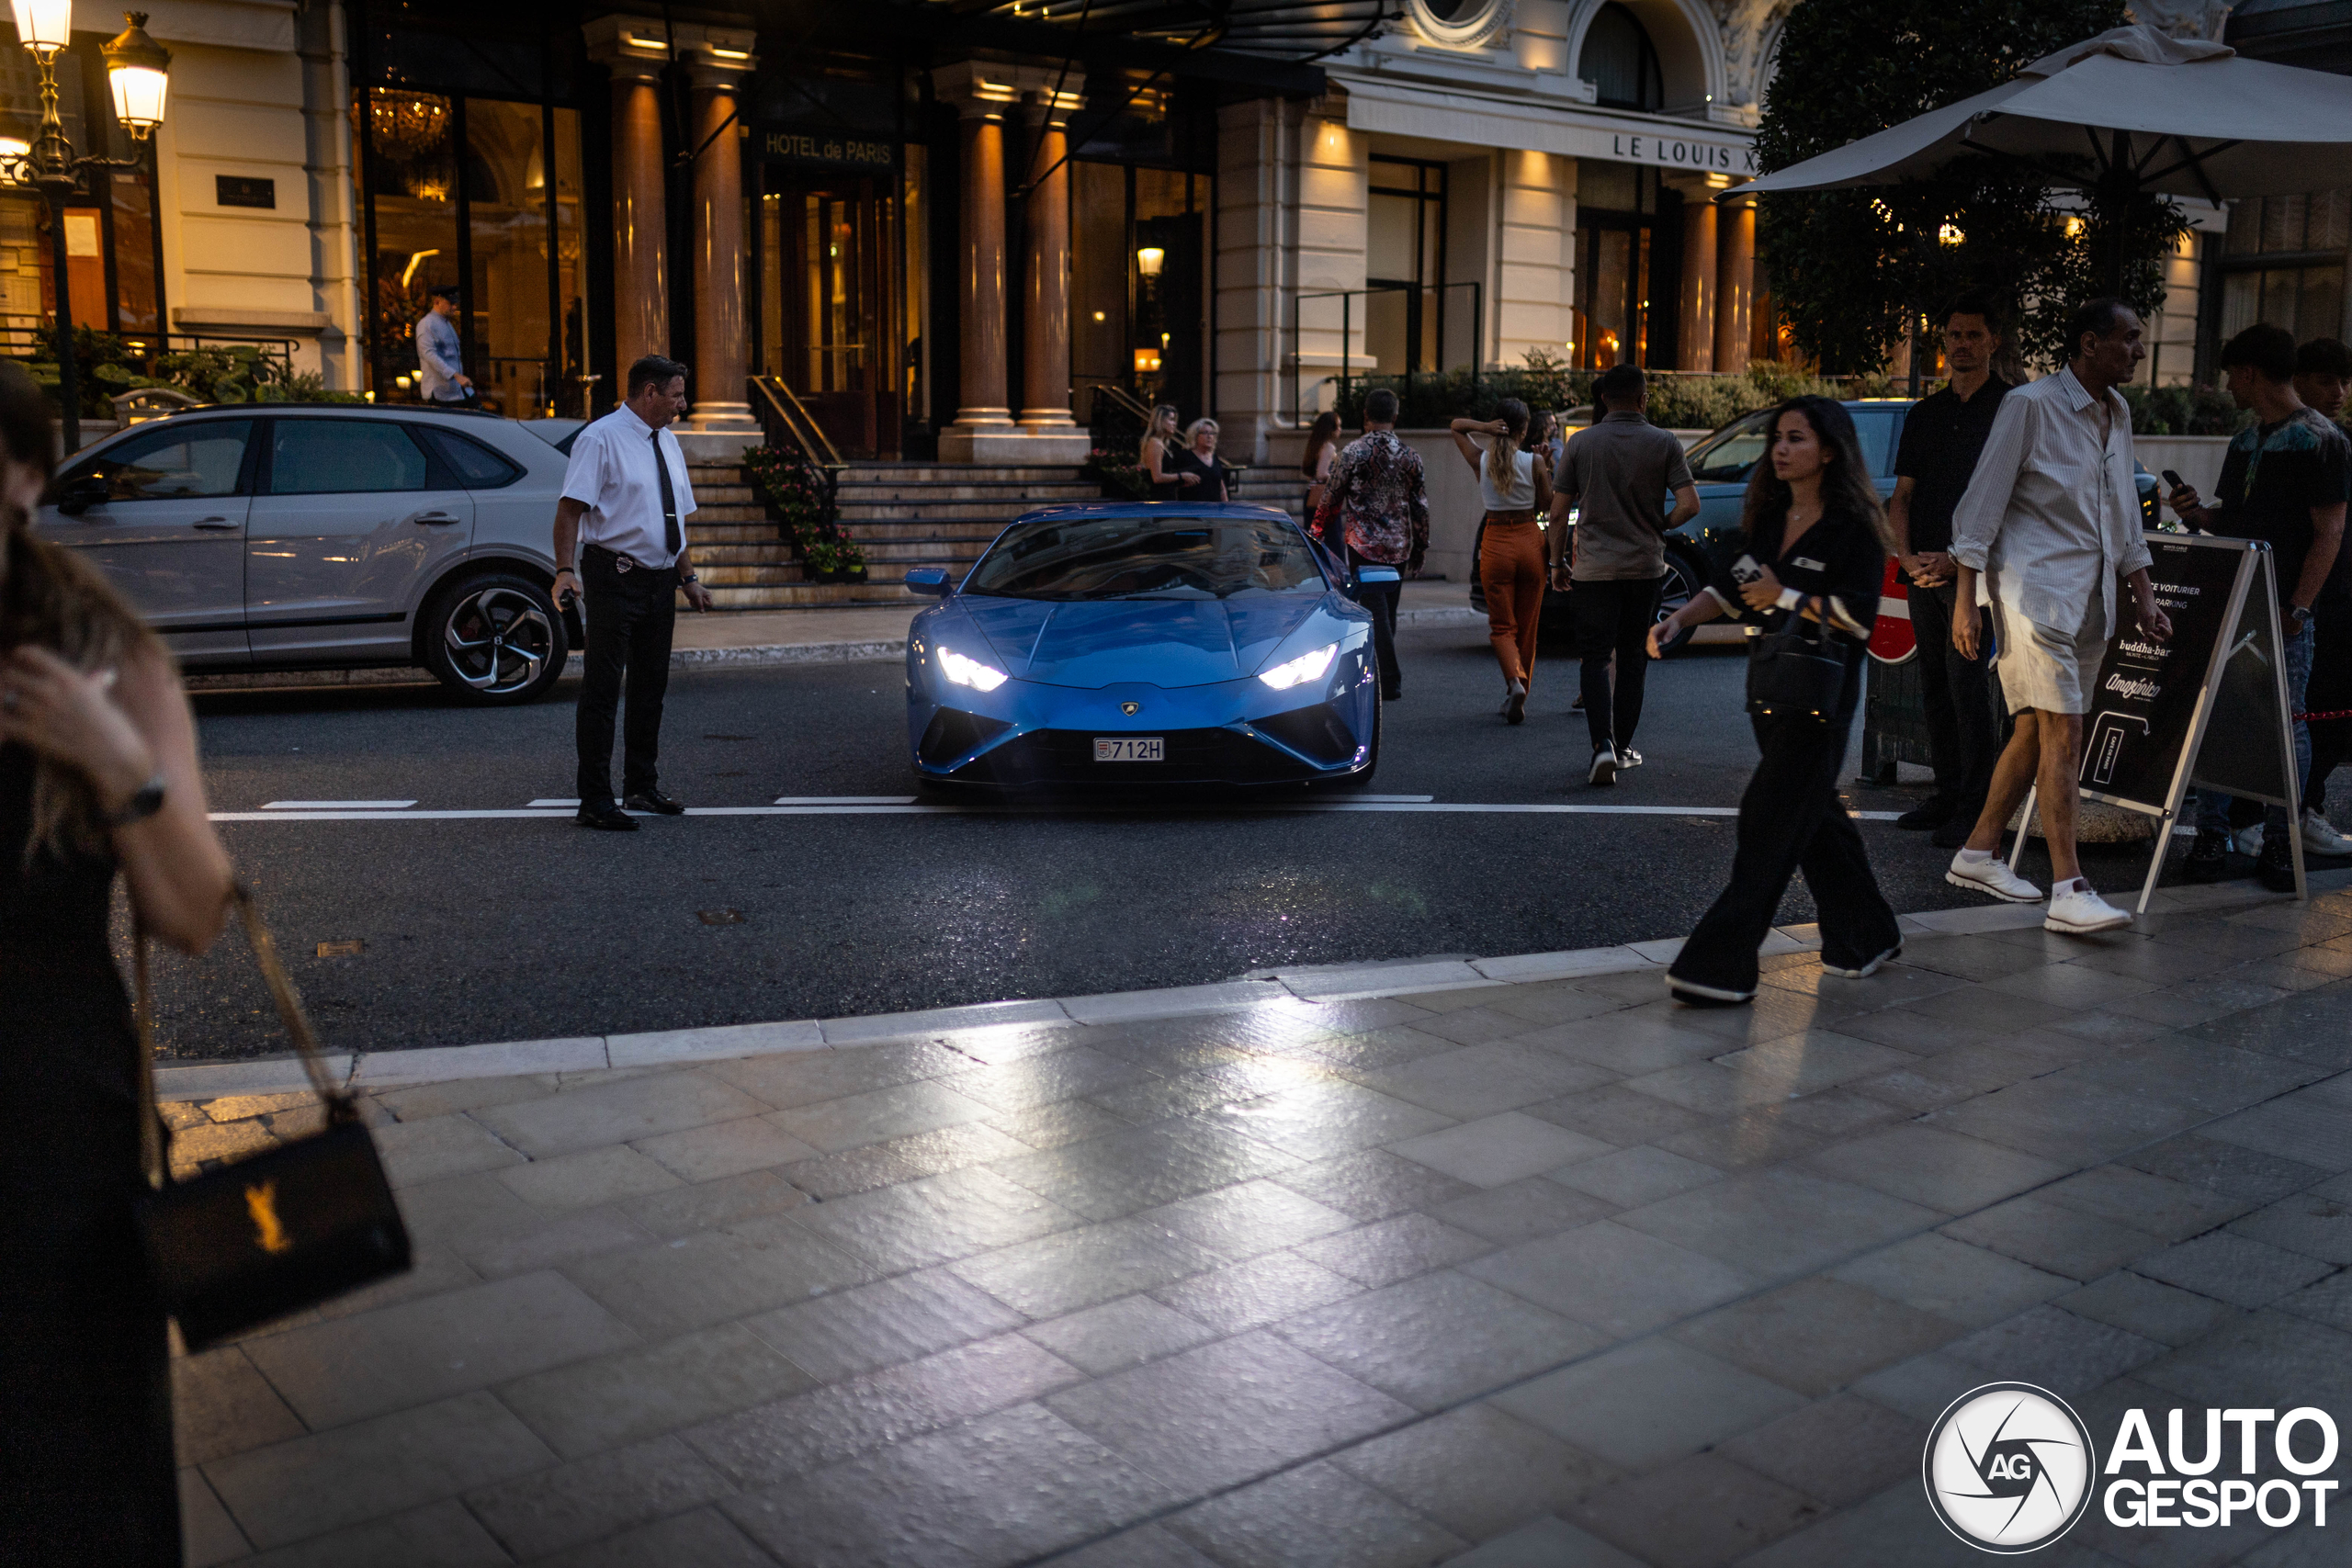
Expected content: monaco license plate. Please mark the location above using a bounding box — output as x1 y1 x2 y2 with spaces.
1094 737 1165 762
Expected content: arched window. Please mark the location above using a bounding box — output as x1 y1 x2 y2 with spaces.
1580 4 1664 112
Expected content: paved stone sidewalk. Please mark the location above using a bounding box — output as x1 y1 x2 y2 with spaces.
166 878 2352 1567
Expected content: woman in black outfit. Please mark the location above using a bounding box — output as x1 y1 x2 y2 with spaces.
1164 418 1230 502
0 361 234 1565
1647 396 1903 1005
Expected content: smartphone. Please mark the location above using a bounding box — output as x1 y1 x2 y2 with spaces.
2162 469 2186 491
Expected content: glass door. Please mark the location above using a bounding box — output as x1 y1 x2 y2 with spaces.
756 167 900 457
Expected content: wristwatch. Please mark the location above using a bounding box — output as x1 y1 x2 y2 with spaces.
681 571 700 584
2290 604 2315 629
105 771 167 829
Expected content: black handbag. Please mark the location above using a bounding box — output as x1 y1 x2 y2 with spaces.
1746 605 1851 720
132 886 411 1352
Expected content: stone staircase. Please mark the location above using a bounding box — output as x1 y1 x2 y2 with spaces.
685 457 1317 611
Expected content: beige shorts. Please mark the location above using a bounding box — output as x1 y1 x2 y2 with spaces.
1992 601 2107 716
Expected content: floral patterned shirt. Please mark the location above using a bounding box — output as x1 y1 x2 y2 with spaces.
1313 429 1430 567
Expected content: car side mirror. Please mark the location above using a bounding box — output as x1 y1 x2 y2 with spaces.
905 567 953 597
54 474 107 515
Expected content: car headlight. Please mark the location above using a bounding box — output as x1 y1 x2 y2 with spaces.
937 645 1008 692
1258 641 1338 691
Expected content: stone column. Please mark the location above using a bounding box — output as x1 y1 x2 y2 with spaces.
582 18 670 384
1715 199 1757 374
1674 189 1718 373
680 30 757 433
1015 87 1085 456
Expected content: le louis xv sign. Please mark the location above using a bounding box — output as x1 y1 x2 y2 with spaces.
1600 130 1758 175
753 125 898 172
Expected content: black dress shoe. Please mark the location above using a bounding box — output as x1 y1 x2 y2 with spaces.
624 791 685 815
1895 798 1955 830
576 801 639 831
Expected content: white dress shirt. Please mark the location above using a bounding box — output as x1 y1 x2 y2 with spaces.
560 404 698 570
1951 366 2153 639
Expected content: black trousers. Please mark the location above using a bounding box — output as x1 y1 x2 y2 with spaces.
2306 604 2352 816
1572 576 1660 753
1906 581 1999 817
1349 548 1403 694
1670 711 1901 997
575 548 678 805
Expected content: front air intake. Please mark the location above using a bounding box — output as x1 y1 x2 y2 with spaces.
920 708 1012 766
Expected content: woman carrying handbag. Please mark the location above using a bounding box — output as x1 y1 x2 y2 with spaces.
0 363 235 1563
1646 397 1904 1006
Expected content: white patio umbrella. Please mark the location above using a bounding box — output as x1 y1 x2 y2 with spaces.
1724 24 2352 209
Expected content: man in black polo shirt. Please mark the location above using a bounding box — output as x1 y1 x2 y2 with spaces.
1889 293 2015 848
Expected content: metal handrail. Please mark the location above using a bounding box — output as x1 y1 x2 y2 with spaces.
1288 279 1483 425
750 374 843 468
1090 381 1156 425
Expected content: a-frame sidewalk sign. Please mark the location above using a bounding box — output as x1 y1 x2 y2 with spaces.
2007 533 2305 912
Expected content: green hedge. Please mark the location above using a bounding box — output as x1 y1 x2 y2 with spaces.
1332 355 1860 434
2122 382 2251 437
19 328 363 415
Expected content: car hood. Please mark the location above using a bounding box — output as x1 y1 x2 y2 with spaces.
950 593 1328 686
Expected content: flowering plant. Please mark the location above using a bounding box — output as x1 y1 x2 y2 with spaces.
744 445 865 576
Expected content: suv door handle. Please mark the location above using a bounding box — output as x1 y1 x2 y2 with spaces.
191 517 239 530
410 511 462 525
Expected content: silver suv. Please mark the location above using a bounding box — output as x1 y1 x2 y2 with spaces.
35 405 573 705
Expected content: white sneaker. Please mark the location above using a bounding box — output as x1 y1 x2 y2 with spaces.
1617 747 1645 772
2234 823 2266 858
2302 809 2352 857
1946 852 2043 904
2046 878 2132 933
1588 747 1617 786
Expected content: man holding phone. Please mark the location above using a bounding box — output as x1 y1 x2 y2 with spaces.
552 355 717 832
2167 323 2350 888
1888 292 2015 847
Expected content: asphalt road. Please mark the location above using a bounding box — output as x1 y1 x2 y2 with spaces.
149 622 2157 1060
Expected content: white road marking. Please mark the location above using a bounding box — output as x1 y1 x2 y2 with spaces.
773 795 920 805
215 800 1905 822
527 797 581 807
261 799 417 809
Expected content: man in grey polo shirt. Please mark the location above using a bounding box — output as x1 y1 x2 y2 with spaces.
1550 365 1699 785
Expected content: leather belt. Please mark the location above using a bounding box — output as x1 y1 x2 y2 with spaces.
583 541 665 575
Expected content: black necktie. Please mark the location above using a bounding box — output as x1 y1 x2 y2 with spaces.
651 430 681 558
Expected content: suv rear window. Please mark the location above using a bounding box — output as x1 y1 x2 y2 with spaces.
268 420 430 494
418 426 524 488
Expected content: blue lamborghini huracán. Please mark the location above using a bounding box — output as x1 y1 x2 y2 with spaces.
903 503 1381 791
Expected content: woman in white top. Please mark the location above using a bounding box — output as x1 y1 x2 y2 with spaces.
1140 404 1182 501
1449 400 1553 723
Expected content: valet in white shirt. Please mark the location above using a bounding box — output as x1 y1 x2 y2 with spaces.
561 402 700 570
552 357 715 831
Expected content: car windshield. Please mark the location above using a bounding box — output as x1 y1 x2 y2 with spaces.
1685 409 1774 483
966 515 1328 600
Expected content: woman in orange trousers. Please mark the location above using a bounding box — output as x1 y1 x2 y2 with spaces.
1450 400 1554 723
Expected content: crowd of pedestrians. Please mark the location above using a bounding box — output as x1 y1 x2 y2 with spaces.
1299 291 2352 1000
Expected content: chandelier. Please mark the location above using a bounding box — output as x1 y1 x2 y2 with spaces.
369 90 448 155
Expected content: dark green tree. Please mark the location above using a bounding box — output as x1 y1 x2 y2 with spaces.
1756 0 2186 373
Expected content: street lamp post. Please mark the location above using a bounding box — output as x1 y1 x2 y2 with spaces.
1 6 171 453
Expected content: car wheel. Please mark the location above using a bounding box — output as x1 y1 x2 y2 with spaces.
1325 698 1381 789
1653 544 1706 658
422 571 568 705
